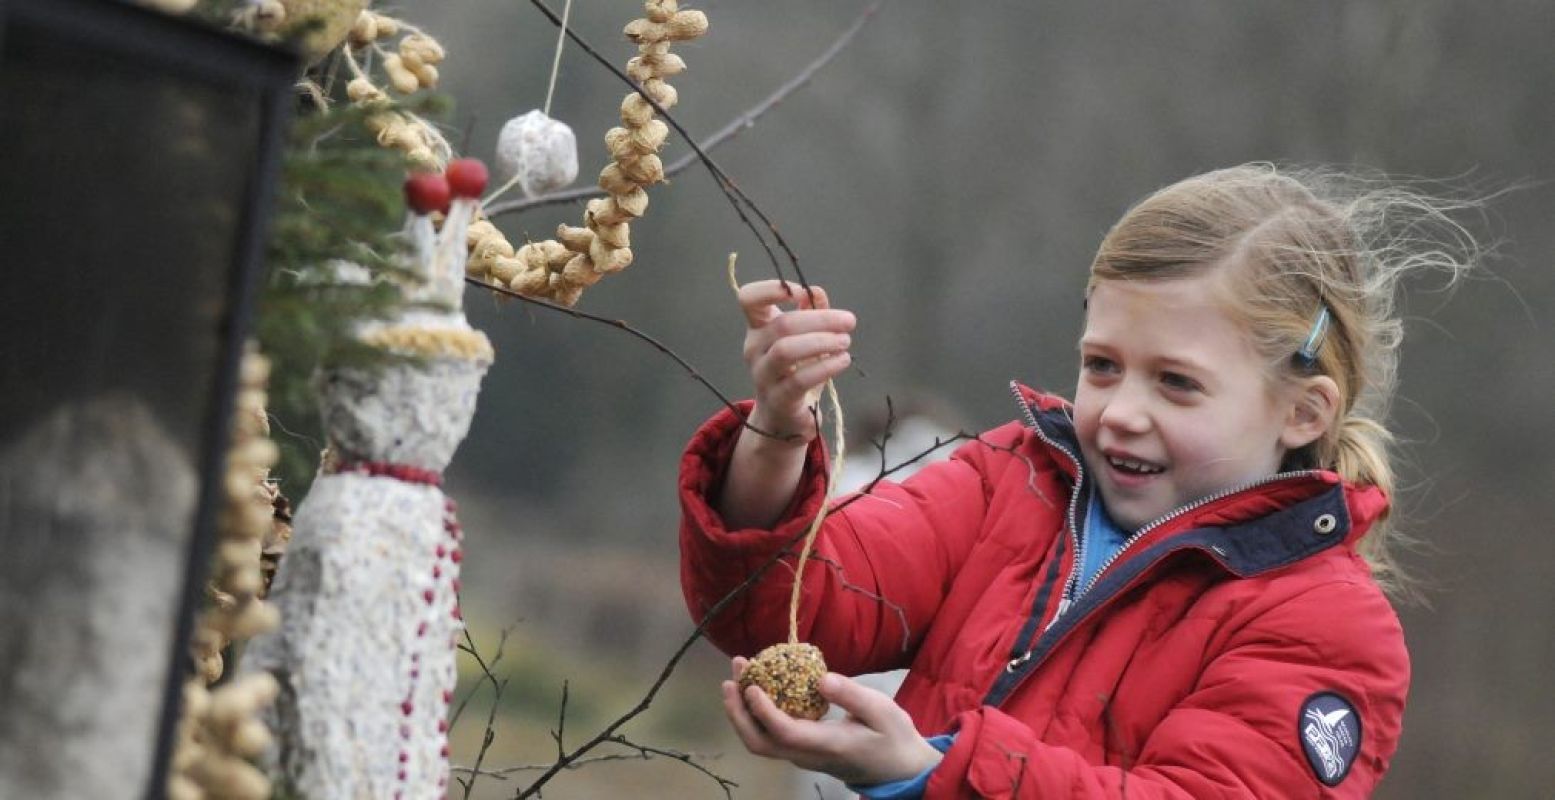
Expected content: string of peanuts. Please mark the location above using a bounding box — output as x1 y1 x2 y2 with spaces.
341 15 454 172
168 344 289 800
237 0 454 170
465 0 709 306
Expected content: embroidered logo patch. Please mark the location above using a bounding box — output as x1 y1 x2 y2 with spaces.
1299 691 1362 786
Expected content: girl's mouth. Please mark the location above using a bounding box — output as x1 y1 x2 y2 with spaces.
1106 454 1165 476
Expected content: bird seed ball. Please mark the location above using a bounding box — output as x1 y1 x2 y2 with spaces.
738 642 830 721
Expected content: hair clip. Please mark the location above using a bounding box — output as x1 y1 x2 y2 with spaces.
1293 305 1331 369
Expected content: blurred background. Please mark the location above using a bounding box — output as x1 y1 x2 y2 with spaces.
340 1 1555 796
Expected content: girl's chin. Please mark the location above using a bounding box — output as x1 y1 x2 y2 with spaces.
1096 478 1171 530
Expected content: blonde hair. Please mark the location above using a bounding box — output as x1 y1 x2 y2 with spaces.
1088 163 1483 599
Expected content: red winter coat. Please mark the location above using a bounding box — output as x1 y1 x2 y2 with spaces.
679 385 1409 798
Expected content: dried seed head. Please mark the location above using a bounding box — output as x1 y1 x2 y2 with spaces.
738 643 829 720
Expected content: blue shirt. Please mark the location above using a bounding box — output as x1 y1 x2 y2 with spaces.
1077 490 1130 594
847 734 957 799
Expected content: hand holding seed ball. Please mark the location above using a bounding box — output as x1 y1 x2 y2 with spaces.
723 653 946 785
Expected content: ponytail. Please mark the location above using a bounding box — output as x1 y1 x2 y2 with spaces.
1330 415 1412 598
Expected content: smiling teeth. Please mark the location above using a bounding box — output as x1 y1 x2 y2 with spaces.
1109 456 1163 474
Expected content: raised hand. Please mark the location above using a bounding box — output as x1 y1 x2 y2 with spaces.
735 280 855 445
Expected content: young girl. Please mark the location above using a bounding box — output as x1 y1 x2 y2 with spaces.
678 164 1474 797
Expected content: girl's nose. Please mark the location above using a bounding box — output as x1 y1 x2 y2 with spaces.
1098 383 1152 435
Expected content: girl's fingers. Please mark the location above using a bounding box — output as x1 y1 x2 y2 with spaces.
736 281 831 325
741 685 809 749
762 353 852 411
815 673 898 733
748 310 858 347
721 680 766 750
756 332 852 383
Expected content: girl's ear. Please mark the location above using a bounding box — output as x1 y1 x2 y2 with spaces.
1281 375 1341 451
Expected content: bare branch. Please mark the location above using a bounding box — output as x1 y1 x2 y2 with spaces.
602 735 737 798
451 625 513 729
486 1 883 220
458 626 513 800
524 0 807 290
806 553 913 653
458 737 734 797
551 681 568 760
463 276 801 445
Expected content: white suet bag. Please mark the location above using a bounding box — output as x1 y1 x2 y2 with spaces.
495 109 578 197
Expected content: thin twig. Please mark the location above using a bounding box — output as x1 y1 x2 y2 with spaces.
603 735 737 798
806 553 913 653
461 678 506 799
523 0 805 290
459 627 512 800
551 681 569 759
451 626 513 729
464 276 799 443
459 736 735 797
456 748 718 778
486 1 882 219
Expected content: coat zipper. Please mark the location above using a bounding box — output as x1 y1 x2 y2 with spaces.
1070 468 1320 601
1007 379 1082 666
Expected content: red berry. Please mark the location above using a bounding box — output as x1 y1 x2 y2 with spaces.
403 172 451 215
445 158 488 198
401 700 414 716
422 589 435 604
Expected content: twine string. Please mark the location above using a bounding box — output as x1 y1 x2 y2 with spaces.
543 0 575 116
724 254 847 645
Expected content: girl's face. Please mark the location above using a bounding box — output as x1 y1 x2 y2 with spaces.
1074 274 1301 531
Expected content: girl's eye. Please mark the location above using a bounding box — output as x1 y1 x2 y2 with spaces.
1083 355 1117 374
1161 372 1202 392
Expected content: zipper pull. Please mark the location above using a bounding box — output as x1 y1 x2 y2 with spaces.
1006 651 1032 672
1045 596 1072 632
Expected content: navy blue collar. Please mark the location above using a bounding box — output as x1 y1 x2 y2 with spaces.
1013 385 1352 578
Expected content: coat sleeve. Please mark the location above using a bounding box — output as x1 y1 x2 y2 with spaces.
923 579 1410 798
678 401 1028 676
